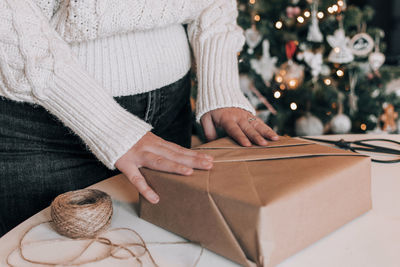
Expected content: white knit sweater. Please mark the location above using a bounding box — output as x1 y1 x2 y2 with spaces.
0 0 255 169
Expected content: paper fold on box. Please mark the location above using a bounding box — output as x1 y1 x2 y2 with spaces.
140 137 372 267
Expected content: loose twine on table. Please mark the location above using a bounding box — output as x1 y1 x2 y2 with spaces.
6 189 203 267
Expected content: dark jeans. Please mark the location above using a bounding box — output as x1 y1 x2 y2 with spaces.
0 72 192 236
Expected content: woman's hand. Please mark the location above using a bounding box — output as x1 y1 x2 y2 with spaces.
115 132 213 204
201 107 279 146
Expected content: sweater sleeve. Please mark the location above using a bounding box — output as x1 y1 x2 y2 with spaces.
0 0 152 169
187 0 255 122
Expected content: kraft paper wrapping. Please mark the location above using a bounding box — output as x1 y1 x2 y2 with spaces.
139 137 372 267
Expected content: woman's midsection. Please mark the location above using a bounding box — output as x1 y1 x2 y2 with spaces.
70 24 192 97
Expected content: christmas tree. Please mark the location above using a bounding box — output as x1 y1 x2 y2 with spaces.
237 0 400 136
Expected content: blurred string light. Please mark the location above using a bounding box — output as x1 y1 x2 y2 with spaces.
336 69 344 77
360 124 367 131
324 78 332 86
317 11 324 19
290 102 298 111
328 1 344 14
275 21 283 29
254 14 260 21
249 0 255 4
274 91 281 99
297 16 305 23
304 11 311 18
275 75 283 83
288 79 298 88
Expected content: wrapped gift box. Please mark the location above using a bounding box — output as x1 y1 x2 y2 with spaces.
139 137 372 267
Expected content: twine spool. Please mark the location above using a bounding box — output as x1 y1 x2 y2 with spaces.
50 189 113 239
8 189 204 267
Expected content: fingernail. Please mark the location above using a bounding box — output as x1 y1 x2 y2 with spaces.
202 154 213 161
272 135 280 140
260 140 268 146
202 160 213 168
182 167 193 175
149 193 159 204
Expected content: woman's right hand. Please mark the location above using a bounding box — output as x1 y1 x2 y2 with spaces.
115 132 213 204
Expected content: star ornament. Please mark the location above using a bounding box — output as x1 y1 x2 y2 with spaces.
250 40 278 86
303 50 323 79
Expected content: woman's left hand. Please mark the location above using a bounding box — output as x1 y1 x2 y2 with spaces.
200 107 279 146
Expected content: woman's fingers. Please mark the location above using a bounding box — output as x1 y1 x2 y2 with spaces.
201 113 218 141
160 138 213 160
238 119 268 146
147 145 213 170
205 108 279 147
146 133 213 169
142 151 209 175
122 164 159 204
254 121 280 141
221 120 251 146
115 132 215 205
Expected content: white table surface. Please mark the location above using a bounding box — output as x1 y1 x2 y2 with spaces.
0 134 399 267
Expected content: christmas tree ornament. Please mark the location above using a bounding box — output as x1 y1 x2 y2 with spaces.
250 40 278 86
245 26 262 54
379 104 398 132
295 113 324 136
366 115 381 132
386 79 400 97
371 89 380 98
330 92 352 134
348 70 359 115
369 114 378 124
357 61 372 76
321 65 331 76
275 61 304 90
285 41 297 60
303 50 323 80
248 86 277 115
286 6 301 18
240 75 261 107
307 0 323 43
275 41 304 90
239 75 277 114
369 35 385 71
349 33 374 57
327 29 354 64
331 114 352 134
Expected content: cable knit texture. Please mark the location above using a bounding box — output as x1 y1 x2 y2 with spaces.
187 0 255 121
0 0 255 169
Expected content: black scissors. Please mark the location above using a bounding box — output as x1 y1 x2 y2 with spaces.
301 137 400 163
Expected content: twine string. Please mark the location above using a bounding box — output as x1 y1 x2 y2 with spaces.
6 189 204 267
